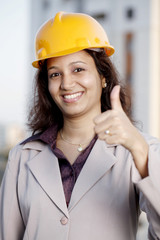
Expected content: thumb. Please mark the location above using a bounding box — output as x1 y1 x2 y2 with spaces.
110 85 123 110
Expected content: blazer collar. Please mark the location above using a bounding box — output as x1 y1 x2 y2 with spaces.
22 140 45 151
25 139 118 216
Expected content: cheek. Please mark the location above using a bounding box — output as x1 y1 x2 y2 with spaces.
48 83 53 96
80 75 97 88
48 84 60 106
81 74 102 91
48 81 58 98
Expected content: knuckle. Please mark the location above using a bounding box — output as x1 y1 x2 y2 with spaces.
98 133 104 140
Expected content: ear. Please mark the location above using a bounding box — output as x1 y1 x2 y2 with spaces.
101 77 107 88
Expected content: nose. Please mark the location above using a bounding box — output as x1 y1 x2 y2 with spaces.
60 74 75 90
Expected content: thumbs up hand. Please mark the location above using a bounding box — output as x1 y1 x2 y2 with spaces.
110 85 123 111
94 85 135 149
94 85 149 178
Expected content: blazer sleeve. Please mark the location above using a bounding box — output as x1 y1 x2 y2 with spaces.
0 145 25 240
132 134 160 239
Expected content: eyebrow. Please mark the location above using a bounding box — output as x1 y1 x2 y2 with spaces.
47 61 87 71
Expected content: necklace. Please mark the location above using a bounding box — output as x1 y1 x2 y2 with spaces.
60 130 91 152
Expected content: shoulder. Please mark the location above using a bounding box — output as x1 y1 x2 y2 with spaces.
10 137 47 156
7 138 47 172
141 132 160 147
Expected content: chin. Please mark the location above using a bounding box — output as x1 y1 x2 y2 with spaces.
62 108 88 118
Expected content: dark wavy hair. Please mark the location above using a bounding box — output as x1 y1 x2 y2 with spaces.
28 49 132 134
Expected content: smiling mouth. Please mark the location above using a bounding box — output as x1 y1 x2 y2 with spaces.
61 91 84 103
63 92 83 99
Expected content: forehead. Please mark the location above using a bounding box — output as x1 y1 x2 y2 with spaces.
47 50 95 68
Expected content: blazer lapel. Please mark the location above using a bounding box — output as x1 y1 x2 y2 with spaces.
68 139 118 211
26 143 69 218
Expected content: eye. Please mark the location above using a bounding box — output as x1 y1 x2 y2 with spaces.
49 72 61 79
74 68 84 73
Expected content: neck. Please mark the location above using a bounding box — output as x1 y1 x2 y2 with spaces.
61 114 96 142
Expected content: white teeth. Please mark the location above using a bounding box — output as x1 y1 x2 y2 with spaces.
64 92 82 99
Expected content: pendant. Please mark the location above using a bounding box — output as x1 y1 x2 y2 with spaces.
77 144 83 152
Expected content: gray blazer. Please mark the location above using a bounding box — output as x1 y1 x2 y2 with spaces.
0 135 160 240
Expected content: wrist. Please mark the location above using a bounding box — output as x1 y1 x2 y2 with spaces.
130 136 149 178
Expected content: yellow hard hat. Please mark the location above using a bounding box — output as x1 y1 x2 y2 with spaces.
32 11 115 68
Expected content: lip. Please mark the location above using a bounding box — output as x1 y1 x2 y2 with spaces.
61 91 84 103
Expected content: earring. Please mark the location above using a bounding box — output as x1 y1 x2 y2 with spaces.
102 78 107 88
102 82 107 88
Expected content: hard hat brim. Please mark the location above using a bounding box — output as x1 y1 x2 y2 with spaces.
32 46 115 68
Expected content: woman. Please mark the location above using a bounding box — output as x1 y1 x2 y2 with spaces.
0 11 160 240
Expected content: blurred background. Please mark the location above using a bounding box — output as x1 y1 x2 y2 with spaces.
0 0 160 239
